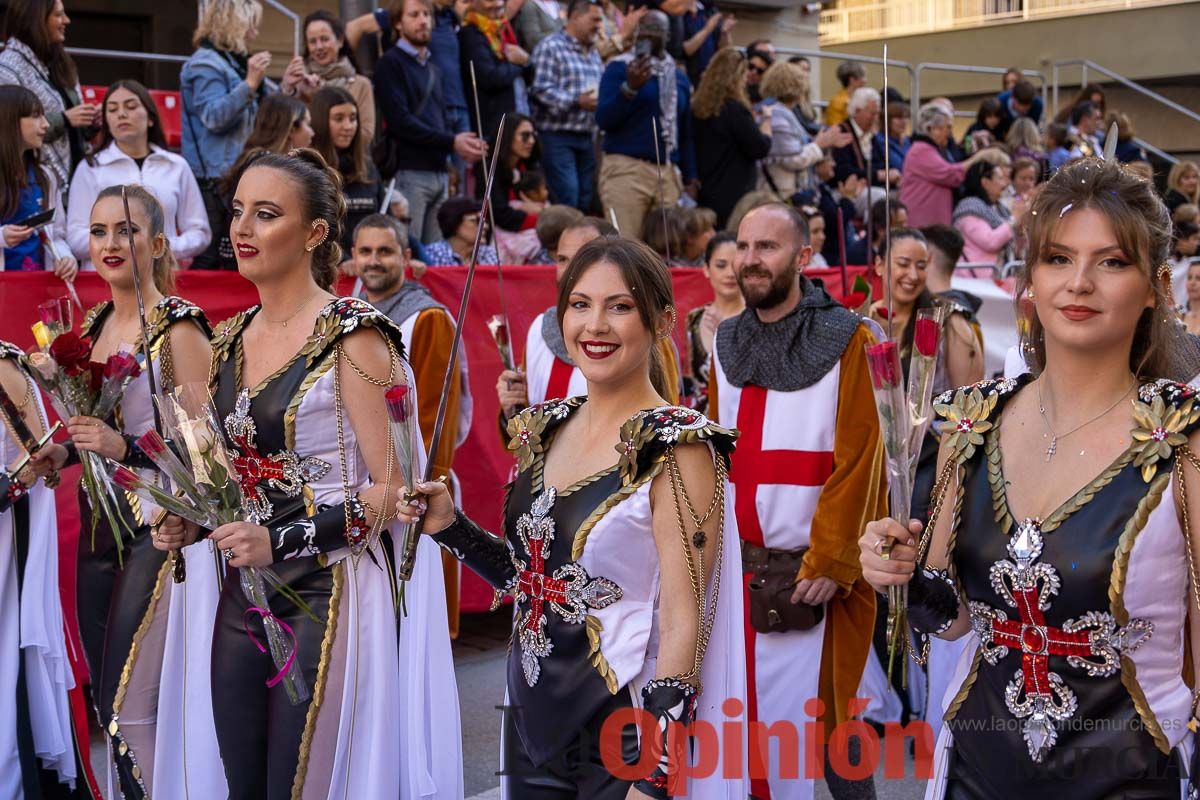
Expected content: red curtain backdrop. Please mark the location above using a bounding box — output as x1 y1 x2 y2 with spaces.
0 265 870 635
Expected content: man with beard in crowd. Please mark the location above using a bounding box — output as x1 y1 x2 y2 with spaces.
352 213 471 634
708 203 884 800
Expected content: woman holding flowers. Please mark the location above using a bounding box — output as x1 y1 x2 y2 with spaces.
397 237 748 798
860 158 1200 797
0 342 93 797
32 184 211 799
163 148 460 800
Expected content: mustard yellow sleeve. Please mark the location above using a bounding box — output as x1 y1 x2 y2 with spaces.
706 354 719 425
657 336 681 405
411 309 461 480
799 325 887 592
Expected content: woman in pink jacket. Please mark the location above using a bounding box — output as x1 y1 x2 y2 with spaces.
899 102 994 228
953 159 1028 266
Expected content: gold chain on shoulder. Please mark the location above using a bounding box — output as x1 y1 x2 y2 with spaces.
1173 448 1200 621
918 457 958 564
665 448 727 688
341 335 398 387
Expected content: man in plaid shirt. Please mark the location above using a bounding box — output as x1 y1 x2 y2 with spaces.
530 0 604 211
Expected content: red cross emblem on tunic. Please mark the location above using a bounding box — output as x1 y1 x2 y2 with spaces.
970 519 1153 762
512 487 621 687
223 389 331 524
731 385 835 546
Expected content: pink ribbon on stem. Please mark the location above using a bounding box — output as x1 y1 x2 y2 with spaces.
242 606 298 688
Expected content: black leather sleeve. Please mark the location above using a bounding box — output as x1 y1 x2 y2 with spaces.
268 495 371 562
0 473 24 513
908 566 960 635
633 678 700 799
61 440 80 468
430 509 517 590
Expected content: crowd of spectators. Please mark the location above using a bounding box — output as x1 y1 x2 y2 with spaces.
1 0 1196 281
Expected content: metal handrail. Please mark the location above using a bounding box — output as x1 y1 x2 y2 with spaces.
913 62 1047 122
261 0 301 57
1132 136 1179 165
773 46 916 107
66 46 189 64
1051 59 1200 127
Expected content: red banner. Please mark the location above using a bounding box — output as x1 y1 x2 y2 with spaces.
1 265 869 619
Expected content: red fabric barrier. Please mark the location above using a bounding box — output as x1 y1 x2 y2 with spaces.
0 265 870 624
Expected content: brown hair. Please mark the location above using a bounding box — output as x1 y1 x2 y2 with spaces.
221 95 309 196
1017 158 1192 381
0 85 48 219
759 61 806 105
96 79 168 154
310 86 369 185
232 148 347 290
692 47 751 120
1 0 77 89
94 185 179 294
556 238 676 400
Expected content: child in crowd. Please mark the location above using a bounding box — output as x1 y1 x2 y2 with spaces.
1044 123 1072 173
681 207 717 266
515 169 549 206
531 204 584 265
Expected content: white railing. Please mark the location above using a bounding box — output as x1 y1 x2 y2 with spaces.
820 0 1194 44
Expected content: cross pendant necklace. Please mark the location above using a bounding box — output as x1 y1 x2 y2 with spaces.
1037 379 1134 463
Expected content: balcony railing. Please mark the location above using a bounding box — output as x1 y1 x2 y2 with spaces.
819 0 1193 44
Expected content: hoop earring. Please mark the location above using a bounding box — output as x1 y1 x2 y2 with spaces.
306 220 329 253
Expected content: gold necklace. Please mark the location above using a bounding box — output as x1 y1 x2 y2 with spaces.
262 291 320 327
1037 379 1134 462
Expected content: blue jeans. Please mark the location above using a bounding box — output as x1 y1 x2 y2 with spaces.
539 131 596 211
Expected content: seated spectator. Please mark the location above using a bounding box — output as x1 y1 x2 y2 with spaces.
516 169 548 204
460 0 529 138
489 113 542 232
1044 122 1072 173
0 0 97 200
758 61 850 201
596 0 646 61
182 0 303 268
311 86 383 258
685 230 741 412
68 79 210 270
1005 116 1044 165
964 97 1003 154
1001 66 1021 93
0 85 73 278
1170 222 1200 309
596 10 696 241
868 196 908 256
724 189 776 235
374 0 486 243
744 44 773 105
529 0 604 211
823 162 868 264
832 87 885 189
512 0 563 53
799 204 828 267
692 48 772 229
679 0 733 86
953 160 1023 266
1053 82 1105 125
680 206 716 265
640 204 688 265
1182 262 1200 336
1002 156 1038 213
825 59 865 126
299 10 376 141
927 96 966 162
995 78 1042 139
900 102 993 228
1126 160 1154 183
1166 161 1200 216
425 197 500 265
1066 101 1102 159
875 101 911 175
532 203 583 264
1099 111 1141 164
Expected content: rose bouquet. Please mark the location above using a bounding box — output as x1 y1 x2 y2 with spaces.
107 383 313 704
863 305 946 681
386 383 424 609
26 320 143 553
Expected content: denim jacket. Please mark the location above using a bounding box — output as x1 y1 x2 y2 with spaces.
180 46 277 180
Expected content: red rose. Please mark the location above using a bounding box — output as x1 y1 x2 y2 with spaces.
103 351 142 382
111 466 141 491
914 318 940 358
86 361 105 394
865 341 901 390
136 430 167 458
385 384 411 424
48 332 93 377
843 292 867 309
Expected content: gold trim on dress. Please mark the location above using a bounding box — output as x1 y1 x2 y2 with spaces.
571 463 664 562
291 562 344 800
943 645 983 722
284 353 337 452
586 615 619 694
1108 470 1172 754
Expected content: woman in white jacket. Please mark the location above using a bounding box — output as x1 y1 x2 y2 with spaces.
67 79 210 269
758 61 850 199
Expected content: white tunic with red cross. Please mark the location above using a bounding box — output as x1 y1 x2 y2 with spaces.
524 310 586 406
711 343 839 800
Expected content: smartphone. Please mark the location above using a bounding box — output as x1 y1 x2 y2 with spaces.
634 38 652 59
12 207 54 229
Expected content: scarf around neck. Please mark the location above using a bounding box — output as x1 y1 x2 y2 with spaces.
465 11 506 59
715 277 861 391
305 55 356 84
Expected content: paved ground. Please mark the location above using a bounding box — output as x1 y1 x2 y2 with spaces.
89 609 926 798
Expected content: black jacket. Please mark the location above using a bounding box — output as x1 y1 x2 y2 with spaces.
459 25 522 140
693 100 772 229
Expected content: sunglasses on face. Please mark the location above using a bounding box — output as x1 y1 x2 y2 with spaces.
518 131 537 141
747 64 765 75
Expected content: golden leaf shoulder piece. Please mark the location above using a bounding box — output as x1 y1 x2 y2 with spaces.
81 300 112 337
936 386 1000 465
506 397 582 474
210 309 251 365
1130 393 1198 483
586 615 619 694
615 405 736 487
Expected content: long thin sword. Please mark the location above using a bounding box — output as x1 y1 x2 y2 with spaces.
883 44 893 341
399 115 508 580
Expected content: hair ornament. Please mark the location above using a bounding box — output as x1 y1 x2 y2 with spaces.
1059 202 1074 219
